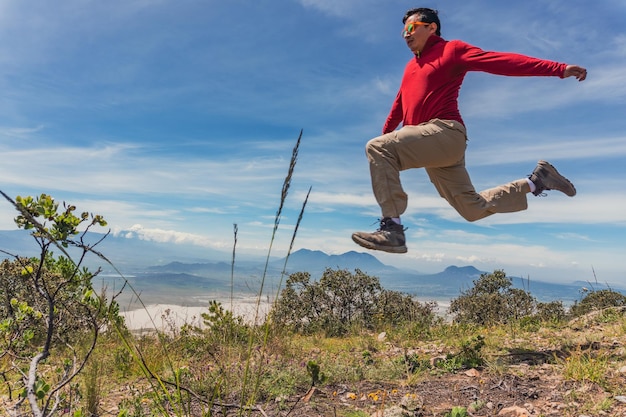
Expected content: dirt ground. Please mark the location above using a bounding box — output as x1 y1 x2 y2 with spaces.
98 360 626 417
206 329 626 417
274 369 626 417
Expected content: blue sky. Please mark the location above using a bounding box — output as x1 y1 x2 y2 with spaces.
1 0 625 285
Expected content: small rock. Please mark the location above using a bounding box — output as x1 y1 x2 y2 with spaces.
618 366 626 374
274 394 288 403
498 405 530 416
371 406 404 417
377 331 387 342
615 395 626 404
400 393 423 411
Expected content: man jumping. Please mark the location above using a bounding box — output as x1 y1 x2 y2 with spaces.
352 7 587 254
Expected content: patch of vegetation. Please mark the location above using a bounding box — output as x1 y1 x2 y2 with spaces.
0 193 120 417
448 270 537 325
270 268 439 336
569 288 626 317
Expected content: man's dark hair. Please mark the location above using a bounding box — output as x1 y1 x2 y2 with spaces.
403 8 441 36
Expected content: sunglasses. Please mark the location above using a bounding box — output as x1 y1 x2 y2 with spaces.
402 21 431 37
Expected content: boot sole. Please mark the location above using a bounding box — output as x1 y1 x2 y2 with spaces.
351 234 408 254
538 160 576 197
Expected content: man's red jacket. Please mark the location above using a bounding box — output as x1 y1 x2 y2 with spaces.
383 35 567 133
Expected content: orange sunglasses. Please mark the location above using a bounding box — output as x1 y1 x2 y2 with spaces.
402 21 431 37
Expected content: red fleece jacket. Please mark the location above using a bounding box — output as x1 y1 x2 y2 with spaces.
383 35 568 133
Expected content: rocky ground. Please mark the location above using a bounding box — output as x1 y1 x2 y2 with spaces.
98 344 626 417
279 368 626 417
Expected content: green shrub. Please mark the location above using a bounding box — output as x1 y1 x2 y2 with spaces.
448 270 537 326
536 300 566 324
437 335 485 372
270 268 437 336
569 288 626 317
200 300 250 345
0 192 118 417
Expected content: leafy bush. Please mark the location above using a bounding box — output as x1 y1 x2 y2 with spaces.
448 270 537 326
569 288 626 317
200 300 250 345
270 268 437 336
0 255 105 357
0 192 119 416
536 300 566 324
438 335 485 372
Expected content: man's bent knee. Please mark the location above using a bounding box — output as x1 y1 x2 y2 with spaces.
366 134 388 149
461 213 482 222
365 137 376 152
456 206 491 222
365 135 393 158
451 194 493 222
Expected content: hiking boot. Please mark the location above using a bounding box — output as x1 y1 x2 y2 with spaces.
352 218 407 253
529 160 576 197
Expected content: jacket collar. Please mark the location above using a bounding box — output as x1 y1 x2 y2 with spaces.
415 35 443 58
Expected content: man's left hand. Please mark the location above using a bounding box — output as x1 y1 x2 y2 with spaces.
564 65 587 81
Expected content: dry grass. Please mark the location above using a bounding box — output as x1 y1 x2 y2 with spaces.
51 305 624 417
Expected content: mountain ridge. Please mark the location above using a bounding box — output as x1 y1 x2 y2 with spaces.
2 230 623 307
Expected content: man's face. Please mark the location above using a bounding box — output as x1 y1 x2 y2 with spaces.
402 14 436 54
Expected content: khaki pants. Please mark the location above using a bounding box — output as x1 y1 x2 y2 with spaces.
366 119 530 222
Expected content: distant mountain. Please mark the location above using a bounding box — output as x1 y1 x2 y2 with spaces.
0 229 38 257
274 249 400 275
139 249 396 295
422 265 483 285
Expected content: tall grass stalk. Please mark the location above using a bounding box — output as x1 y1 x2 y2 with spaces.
276 186 312 301
231 223 238 312
239 130 306 413
253 129 302 324
84 360 102 417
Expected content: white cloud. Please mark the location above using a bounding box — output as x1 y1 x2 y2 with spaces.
0 142 291 199
115 224 230 249
0 125 45 139
309 191 375 207
470 135 626 165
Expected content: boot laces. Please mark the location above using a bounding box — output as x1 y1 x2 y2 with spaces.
375 218 406 232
